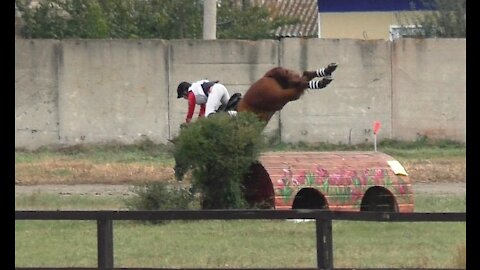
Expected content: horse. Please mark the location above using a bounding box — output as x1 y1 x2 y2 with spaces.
232 63 338 125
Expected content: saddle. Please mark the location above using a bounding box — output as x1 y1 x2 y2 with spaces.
219 92 242 112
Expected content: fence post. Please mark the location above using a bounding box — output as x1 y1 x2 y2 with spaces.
97 219 114 269
316 217 333 269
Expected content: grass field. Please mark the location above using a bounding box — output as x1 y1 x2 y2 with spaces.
15 139 466 268
15 193 466 269
15 139 466 185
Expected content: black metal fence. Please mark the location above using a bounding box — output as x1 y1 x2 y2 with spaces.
15 210 466 270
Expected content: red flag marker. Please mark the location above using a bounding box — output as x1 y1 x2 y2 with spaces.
373 120 381 152
373 120 381 135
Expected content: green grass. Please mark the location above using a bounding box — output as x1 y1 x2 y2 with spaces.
15 193 467 212
15 138 175 165
15 193 466 268
333 221 465 268
413 194 466 212
14 218 466 268
15 193 128 210
15 137 466 164
265 138 466 160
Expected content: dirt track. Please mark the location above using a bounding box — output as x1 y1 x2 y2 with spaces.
14 182 466 197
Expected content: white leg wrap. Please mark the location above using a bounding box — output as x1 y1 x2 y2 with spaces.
309 77 333 89
309 80 321 89
316 68 326 77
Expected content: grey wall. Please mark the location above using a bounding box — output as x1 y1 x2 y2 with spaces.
279 39 394 144
391 39 466 142
59 39 170 145
15 40 60 149
15 38 466 149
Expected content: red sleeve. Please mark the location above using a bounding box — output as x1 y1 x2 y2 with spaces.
185 92 196 123
199 103 206 118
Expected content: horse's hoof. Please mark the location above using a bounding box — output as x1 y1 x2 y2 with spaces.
323 75 333 82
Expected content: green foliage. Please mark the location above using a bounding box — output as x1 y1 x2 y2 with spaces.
16 0 299 40
15 0 203 39
399 0 466 38
217 1 300 40
125 182 196 212
16 0 109 38
173 112 266 209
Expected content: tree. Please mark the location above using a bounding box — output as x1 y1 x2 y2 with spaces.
398 0 466 38
217 1 300 40
15 0 299 40
15 0 202 39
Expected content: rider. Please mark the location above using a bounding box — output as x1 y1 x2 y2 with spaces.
177 79 236 124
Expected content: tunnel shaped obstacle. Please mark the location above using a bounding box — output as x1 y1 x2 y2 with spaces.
244 151 414 212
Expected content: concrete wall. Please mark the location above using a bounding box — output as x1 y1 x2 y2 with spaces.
15 40 60 149
391 38 466 142
58 39 170 145
279 38 393 144
15 38 466 149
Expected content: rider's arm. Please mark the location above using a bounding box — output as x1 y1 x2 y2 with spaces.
186 92 196 123
199 104 206 118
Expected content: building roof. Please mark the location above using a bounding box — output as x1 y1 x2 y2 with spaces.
317 0 435 13
252 0 319 38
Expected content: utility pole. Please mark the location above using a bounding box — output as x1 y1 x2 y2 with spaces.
203 0 217 40
317 0 321 38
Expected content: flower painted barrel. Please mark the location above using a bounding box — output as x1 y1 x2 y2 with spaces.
244 151 414 212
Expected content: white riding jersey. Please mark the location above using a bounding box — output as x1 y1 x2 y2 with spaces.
188 80 209 105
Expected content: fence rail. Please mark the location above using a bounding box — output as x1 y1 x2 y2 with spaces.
15 210 466 270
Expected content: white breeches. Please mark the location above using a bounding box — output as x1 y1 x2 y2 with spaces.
205 84 230 117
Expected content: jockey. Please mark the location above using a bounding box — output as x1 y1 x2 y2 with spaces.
177 79 236 123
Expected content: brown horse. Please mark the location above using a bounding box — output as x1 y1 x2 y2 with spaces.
236 64 337 124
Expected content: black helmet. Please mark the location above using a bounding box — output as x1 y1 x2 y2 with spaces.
177 81 191 98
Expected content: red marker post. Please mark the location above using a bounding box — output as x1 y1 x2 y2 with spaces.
373 120 381 152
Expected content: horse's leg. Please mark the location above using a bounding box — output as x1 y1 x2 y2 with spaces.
308 76 333 89
302 63 338 81
290 75 333 90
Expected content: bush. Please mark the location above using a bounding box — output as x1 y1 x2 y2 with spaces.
125 181 196 212
173 112 266 209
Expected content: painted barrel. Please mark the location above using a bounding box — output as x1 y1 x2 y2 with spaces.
244 151 414 212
